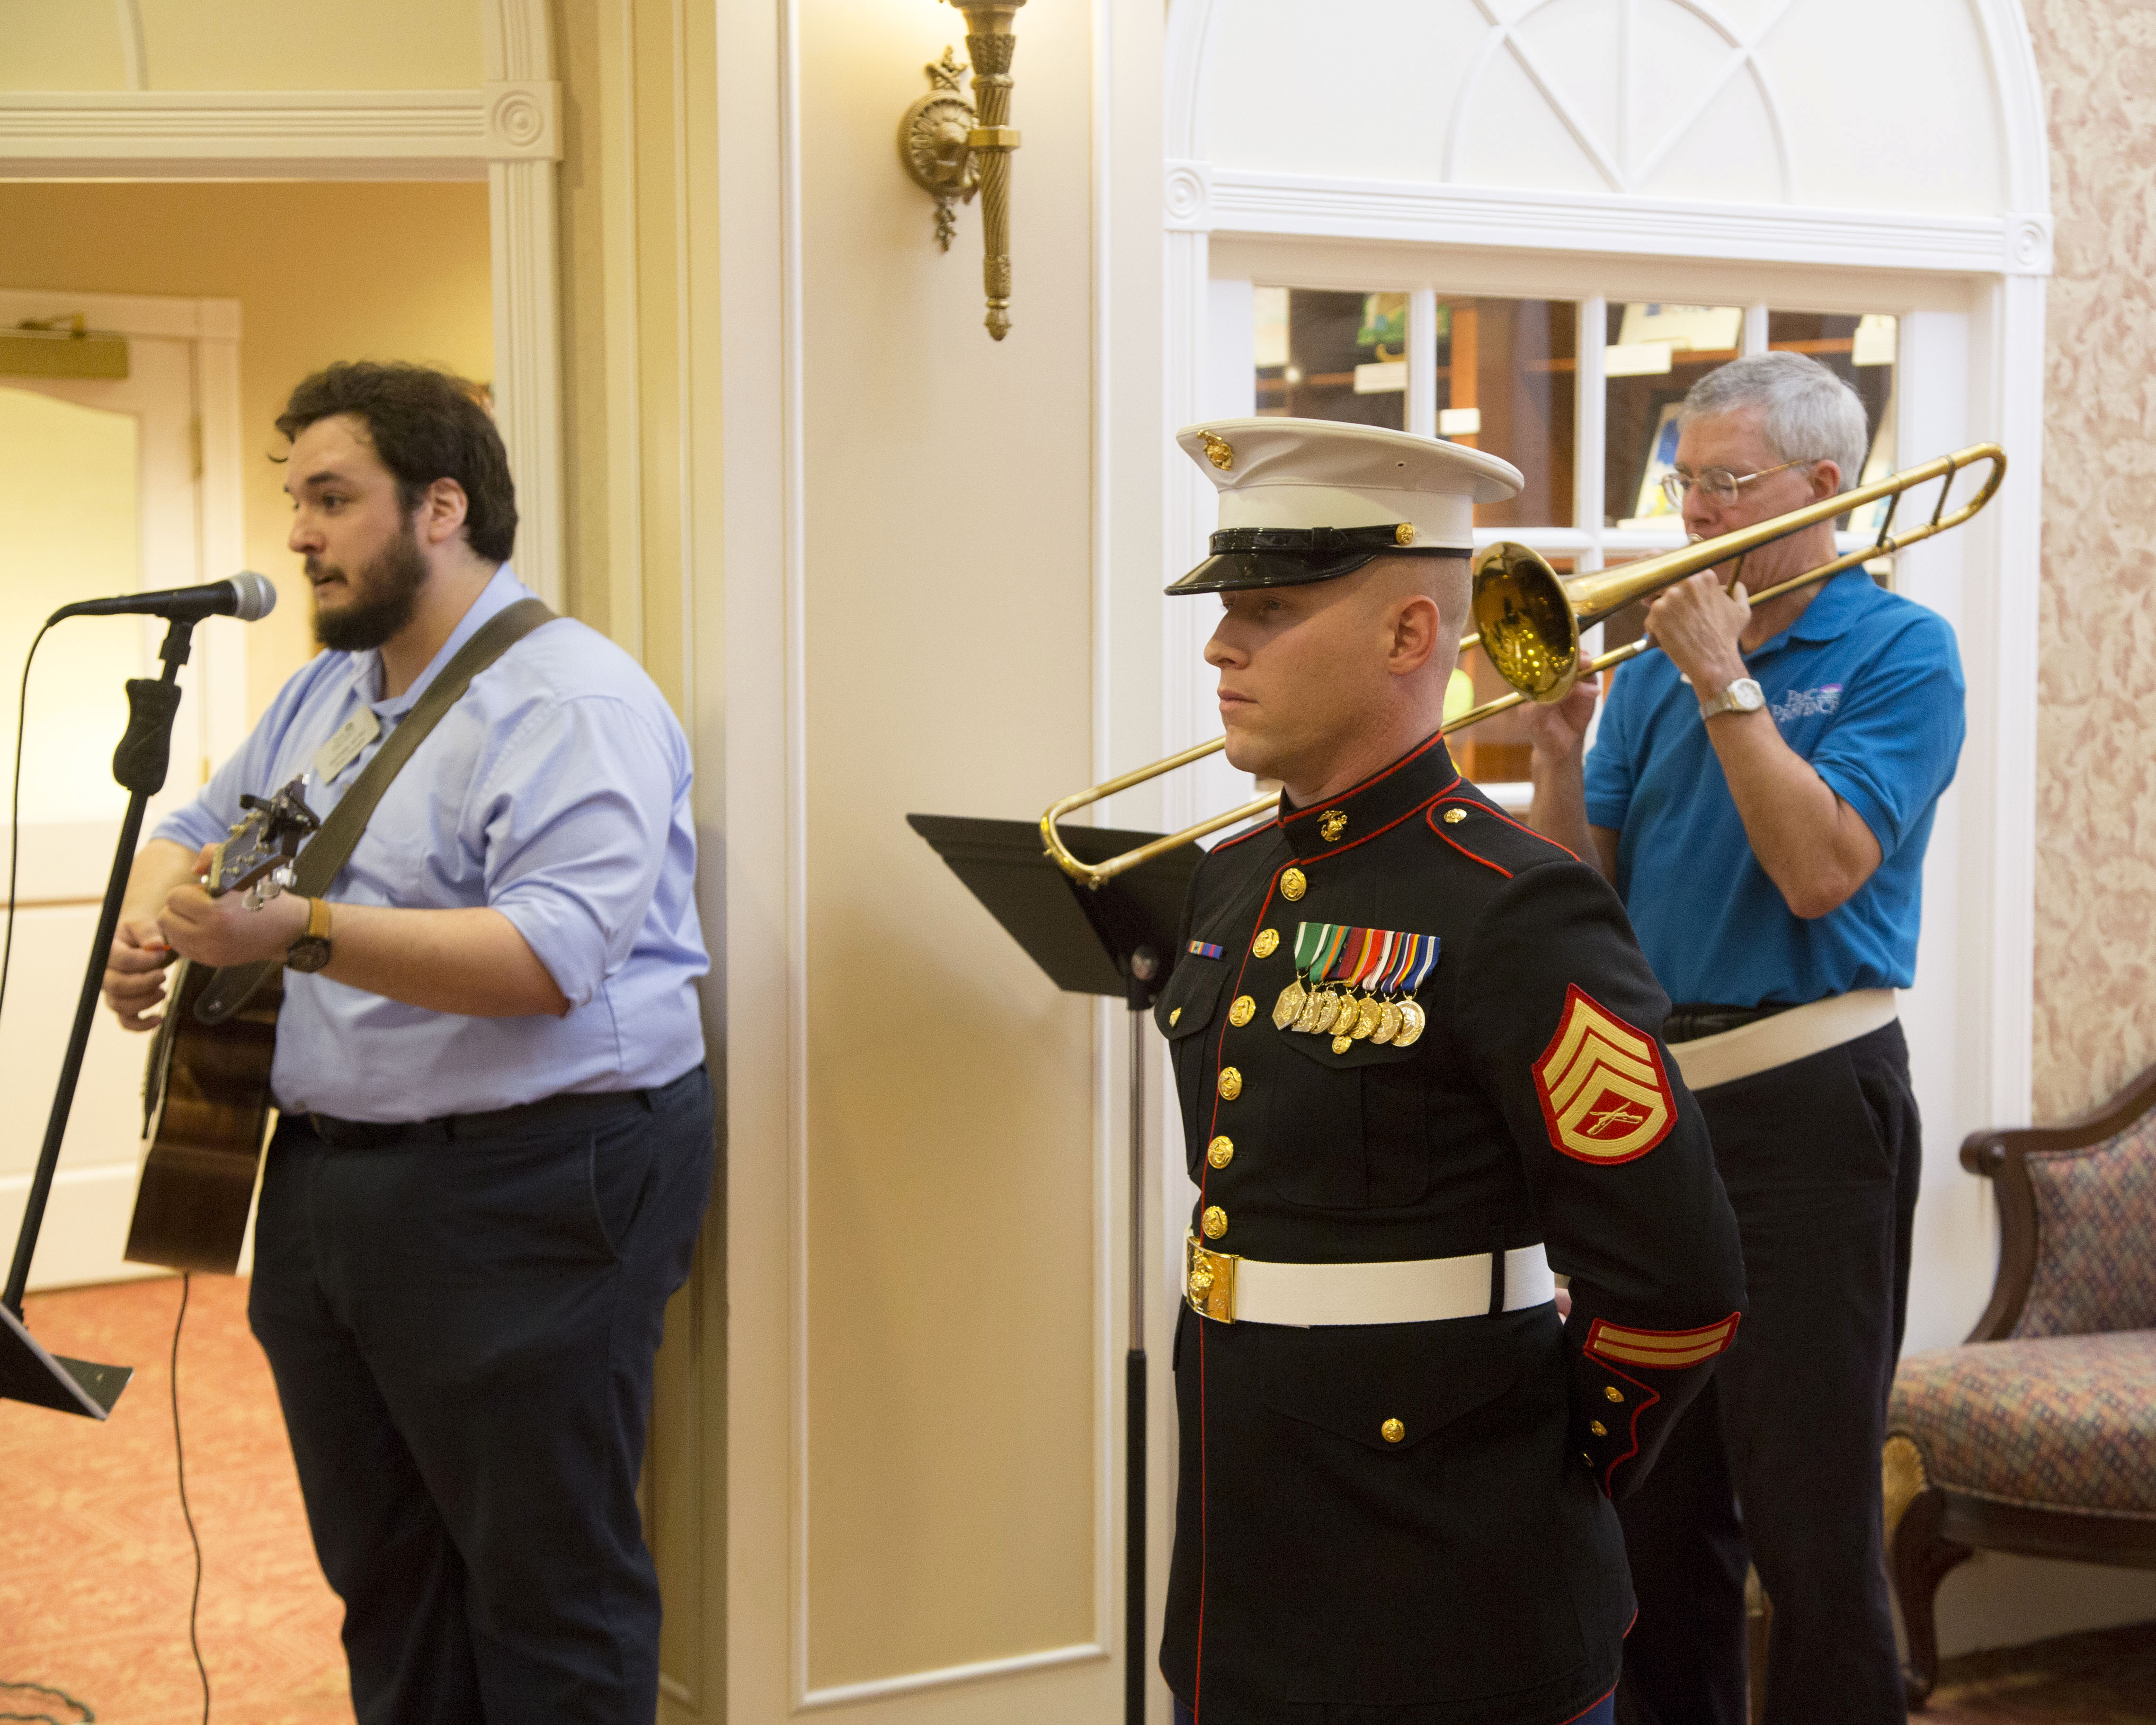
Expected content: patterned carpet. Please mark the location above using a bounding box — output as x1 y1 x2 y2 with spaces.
0 1275 353 1725
1924 1620 2156 1722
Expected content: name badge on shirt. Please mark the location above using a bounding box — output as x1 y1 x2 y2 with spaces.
312 709 381 786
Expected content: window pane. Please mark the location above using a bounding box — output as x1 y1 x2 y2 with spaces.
1767 309 1898 536
1603 302 1744 528
1440 296 1576 529
1254 287 1406 430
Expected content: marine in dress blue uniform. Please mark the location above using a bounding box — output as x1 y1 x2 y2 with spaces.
1534 353 1966 1725
1153 419 1747 1725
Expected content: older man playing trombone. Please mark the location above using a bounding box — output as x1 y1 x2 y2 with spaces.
1527 352 1967 1725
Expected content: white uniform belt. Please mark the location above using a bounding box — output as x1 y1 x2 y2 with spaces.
1666 988 1897 1091
1185 1236 1554 1327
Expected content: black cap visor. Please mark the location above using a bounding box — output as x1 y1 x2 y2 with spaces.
1166 525 1465 596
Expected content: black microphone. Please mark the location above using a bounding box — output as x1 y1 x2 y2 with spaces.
49 571 278 625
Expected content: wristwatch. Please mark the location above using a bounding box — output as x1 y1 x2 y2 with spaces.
285 897 334 973
1699 676 1765 721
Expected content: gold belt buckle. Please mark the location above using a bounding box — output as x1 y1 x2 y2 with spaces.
1185 1233 1238 1322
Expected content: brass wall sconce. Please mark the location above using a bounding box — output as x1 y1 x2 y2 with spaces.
897 0 1026 340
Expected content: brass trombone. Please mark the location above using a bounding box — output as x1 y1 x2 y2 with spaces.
1042 443 2005 888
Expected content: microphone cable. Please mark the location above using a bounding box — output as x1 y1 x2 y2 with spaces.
2 629 211 1725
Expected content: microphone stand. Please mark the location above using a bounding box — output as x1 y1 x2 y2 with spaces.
0 614 198 1417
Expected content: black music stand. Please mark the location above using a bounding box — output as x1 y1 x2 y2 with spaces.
0 620 196 1419
908 813 1202 1725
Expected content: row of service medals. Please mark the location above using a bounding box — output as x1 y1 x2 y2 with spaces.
1272 923 1440 1054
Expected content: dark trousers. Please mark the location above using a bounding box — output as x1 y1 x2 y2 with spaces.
1615 1022 1920 1725
248 1066 715 1725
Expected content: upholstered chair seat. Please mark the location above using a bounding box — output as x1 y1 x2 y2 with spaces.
1883 1064 2156 1707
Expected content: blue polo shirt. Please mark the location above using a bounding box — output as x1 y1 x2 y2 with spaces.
1582 570 1965 1007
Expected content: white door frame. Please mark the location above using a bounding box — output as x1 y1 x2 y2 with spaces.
0 0 566 606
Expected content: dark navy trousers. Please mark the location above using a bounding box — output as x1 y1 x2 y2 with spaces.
1615 1022 1920 1725
1176 1691 1616 1724
249 1066 714 1725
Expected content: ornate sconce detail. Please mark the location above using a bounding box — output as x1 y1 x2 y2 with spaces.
898 47 978 252
898 2 1026 339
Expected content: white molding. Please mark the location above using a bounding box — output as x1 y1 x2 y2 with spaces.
0 86 559 176
1167 163 2054 279
490 157 564 606
802 1644 1109 1711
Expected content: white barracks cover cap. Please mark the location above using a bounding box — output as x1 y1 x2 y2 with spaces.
1167 416 1523 594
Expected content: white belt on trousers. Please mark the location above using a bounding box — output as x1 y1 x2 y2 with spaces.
1186 1236 1555 1326
1665 988 1898 1091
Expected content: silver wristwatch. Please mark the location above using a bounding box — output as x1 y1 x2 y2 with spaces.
1699 676 1765 721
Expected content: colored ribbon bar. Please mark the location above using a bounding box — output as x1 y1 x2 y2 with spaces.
1187 939 1225 959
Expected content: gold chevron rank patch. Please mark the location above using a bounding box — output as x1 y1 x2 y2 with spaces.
1585 1313 1741 1370
1534 985 1675 1164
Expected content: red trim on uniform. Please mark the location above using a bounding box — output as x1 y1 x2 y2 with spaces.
1532 984 1677 1166
1194 1307 1209 1721
1560 1685 1621 1724
1278 727 1452 826
1595 1360 1660 1498
1429 813 1514 878
1208 812 1281 856
1462 797 1582 864
1585 1312 1742 1370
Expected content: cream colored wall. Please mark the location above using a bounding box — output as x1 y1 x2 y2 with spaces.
2026 1 2156 1123
0 182 494 718
0 0 482 90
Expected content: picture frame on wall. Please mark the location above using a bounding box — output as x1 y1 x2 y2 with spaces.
1622 402 1686 530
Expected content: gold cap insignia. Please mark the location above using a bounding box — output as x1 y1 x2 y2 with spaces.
1395 523 1417 545
1319 809 1348 842
1443 807 1467 824
1199 430 1234 471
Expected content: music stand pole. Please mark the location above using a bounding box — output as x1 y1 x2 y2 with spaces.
1125 945 1158 1725
0 616 192 1416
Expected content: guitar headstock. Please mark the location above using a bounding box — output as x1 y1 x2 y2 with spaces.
204 776 321 905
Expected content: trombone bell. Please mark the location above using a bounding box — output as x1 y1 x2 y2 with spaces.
1470 542 1583 705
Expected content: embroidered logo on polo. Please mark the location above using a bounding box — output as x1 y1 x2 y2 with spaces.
1772 682 1843 723
1533 985 1676 1164
1186 939 1225 959
1270 922 1440 1051
1585 1313 1740 1370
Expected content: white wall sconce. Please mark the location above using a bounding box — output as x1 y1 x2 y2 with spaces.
897 0 1026 340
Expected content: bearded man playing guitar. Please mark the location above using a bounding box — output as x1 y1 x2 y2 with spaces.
100 362 711 1725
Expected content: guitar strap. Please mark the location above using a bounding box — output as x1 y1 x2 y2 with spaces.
195 596 557 1025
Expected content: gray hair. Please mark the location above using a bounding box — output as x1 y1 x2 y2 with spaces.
1680 351 1870 493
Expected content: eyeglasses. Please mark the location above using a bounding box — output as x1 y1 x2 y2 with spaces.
1658 456 1818 512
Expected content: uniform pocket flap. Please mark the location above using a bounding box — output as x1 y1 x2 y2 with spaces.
1154 954 1230 1041
1274 1008 1426 1069
1258 1306 1556 1453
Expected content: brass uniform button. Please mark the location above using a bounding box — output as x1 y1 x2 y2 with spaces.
1319 809 1348 842
1590 1420 1608 1437
1252 928 1279 958
1229 995 1256 1027
1207 1135 1234 1169
1395 522 1417 545
1281 867 1307 901
1217 1066 1243 1100
1168 1007 1182 1026
1604 1385 1625 1403
1443 807 1467 825
1202 1205 1228 1240
1381 1417 1405 1444
1331 1034 1353 1054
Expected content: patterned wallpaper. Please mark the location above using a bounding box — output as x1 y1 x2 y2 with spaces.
2024 2 2156 1123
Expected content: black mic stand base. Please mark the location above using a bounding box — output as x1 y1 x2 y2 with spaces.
0 1303 131 1417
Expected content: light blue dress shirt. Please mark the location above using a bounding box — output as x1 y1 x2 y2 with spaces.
1581 569 1965 1008
154 566 708 1121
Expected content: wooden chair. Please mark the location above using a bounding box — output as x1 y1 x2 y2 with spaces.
1883 1059 2156 1706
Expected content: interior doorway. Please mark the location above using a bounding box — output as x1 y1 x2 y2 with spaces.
0 291 245 1291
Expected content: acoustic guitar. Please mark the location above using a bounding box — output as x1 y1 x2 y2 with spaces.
125 778 318 1274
